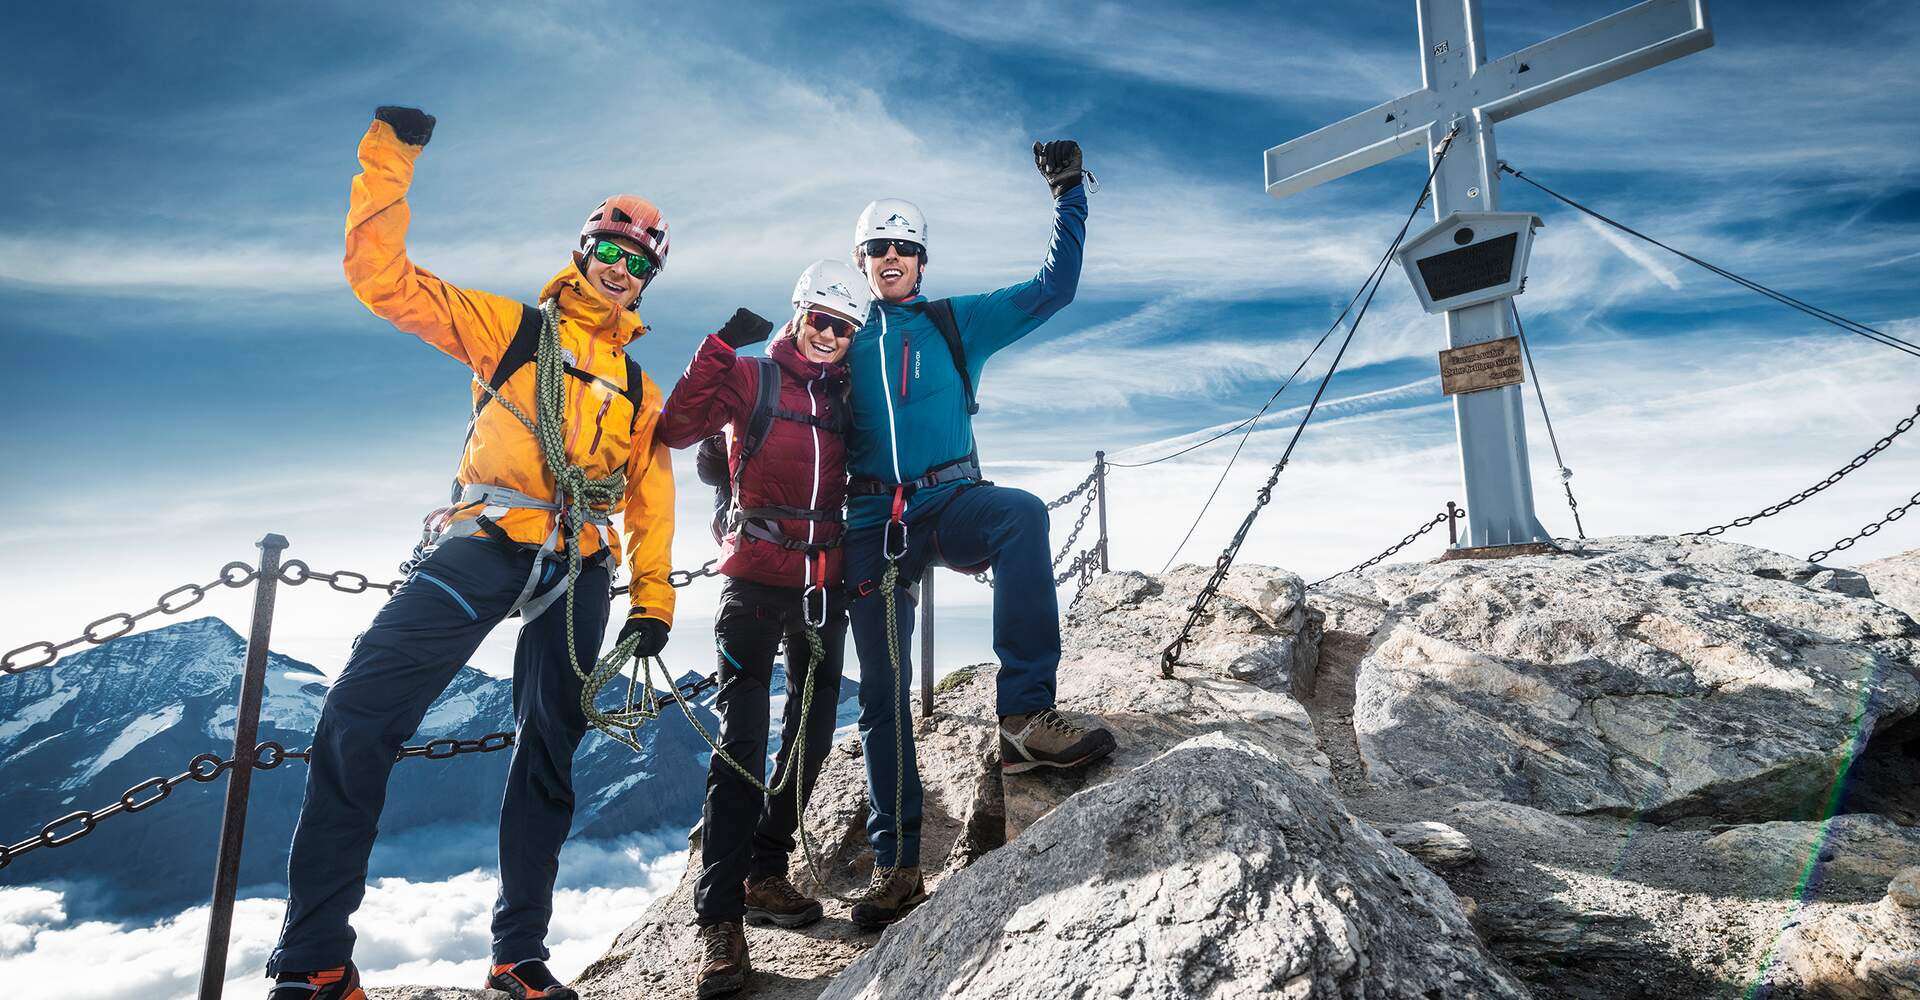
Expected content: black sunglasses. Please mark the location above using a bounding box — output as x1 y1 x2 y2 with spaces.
861 238 924 259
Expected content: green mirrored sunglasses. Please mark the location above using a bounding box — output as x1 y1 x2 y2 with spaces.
589 238 658 279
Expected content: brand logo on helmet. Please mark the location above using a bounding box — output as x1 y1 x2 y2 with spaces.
882 214 913 229
826 282 851 298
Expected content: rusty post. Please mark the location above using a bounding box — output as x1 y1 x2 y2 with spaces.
1094 452 1110 572
1447 501 1462 546
198 533 288 1000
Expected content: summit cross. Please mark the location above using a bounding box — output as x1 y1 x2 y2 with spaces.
1264 0 1712 550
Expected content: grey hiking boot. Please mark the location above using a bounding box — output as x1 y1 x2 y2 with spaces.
694 918 750 998
849 865 927 931
1000 708 1117 774
744 872 823 928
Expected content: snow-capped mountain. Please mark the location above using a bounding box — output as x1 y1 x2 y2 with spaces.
0 617 859 919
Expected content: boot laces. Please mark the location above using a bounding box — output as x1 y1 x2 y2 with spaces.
700 922 737 963
864 865 905 900
1033 708 1084 738
758 873 807 907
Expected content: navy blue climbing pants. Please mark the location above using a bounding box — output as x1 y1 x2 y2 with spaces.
267 536 611 974
844 484 1059 868
692 578 849 925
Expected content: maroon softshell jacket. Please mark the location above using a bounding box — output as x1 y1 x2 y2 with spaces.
659 333 849 589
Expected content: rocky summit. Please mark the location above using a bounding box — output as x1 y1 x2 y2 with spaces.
381 537 1920 999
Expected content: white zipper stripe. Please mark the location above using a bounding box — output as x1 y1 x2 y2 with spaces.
805 375 821 588
875 309 904 483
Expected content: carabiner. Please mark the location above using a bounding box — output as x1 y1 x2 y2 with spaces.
804 584 828 628
884 486 910 560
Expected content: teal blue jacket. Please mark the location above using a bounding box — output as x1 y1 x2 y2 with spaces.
845 184 1088 530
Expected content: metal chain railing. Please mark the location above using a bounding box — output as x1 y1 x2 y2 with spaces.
1311 503 1464 587
3 561 259 676
974 460 1104 589
1809 488 1920 563
276 561 404 595
0 731 514 873
1691 402 1919 538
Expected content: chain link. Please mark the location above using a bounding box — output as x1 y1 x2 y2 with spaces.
1310 506 1458 587
1808 489 1920 563
611 558 722 597
974 464 1102 590
2 562 258 677
1692 403 1919 538
0 732 515 872
276 560 405 596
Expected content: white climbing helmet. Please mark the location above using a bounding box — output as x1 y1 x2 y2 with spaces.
853 198 928 257
791 259 871 323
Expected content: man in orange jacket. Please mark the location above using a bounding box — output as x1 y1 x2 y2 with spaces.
265 106 676 1000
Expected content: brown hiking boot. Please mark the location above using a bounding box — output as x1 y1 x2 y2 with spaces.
849 865 927 931
1000 708 1117 774
745 872 824 928
694 918 750 998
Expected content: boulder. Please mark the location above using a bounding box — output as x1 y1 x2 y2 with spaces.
1704 815 1920 897
1328 535 1920 821
1377 820 1477 869
1862 547 1920 622
821 734 1531 1000
1003 569 1330 835
1777 896 1920 998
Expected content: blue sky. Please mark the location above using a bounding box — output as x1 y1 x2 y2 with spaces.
4 0 1920 678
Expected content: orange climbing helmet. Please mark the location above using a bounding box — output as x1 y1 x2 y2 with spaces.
580 195 670 273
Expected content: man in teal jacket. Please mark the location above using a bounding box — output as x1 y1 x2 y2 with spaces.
840 140 1116 929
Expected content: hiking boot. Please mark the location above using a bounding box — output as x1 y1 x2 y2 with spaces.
485 959 578 1000
849 865 927 931
745 872 824 928
1000 708 1117 774
694 918 751 998
268 964 365 1000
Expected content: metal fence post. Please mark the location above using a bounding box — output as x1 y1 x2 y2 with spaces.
1446 501 1462 546
198 533 288 1000
919 571 935 718
1094 451 1110 572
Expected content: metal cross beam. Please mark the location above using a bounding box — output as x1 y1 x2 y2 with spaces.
1264 0 1711 549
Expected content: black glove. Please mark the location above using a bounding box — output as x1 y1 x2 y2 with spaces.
374 106 436 147
716 308 774 350
1034 139 1083 198
618 613 670 657
694 434 731 488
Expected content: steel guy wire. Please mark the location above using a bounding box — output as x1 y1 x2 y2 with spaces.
1690 402 1919 538
1509 303 1586 540
1159 126 1461 678
1500 164 1920 360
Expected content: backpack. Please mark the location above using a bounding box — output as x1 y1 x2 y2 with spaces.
701 357 847 545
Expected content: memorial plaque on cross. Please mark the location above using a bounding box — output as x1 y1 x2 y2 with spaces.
1263 0 1712 551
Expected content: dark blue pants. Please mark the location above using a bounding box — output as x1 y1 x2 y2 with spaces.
692 578 848 925
267 537 610 974
844 484 1059 867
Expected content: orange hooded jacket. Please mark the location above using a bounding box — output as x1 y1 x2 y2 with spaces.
343 119 675 626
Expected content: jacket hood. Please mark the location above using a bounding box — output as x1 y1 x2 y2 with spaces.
770 328 849 385
542 264 647 347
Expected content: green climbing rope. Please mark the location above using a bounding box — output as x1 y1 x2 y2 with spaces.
472 299 653 749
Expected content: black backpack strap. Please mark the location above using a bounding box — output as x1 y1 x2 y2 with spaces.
475 303 544 418
920 297 977 415
729 357 783 500
623 355 646 431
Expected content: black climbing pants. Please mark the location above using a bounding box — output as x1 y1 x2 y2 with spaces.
267 536 611 973
693 577 849 925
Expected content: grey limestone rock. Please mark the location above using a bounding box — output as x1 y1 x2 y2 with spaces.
1777 896 1920 999
1378 820 1477 869
1863 547 1920 621
821 733 1532 1000
1338 535 1920 821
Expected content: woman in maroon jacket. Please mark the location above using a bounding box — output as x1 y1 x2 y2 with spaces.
658 260 870 998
